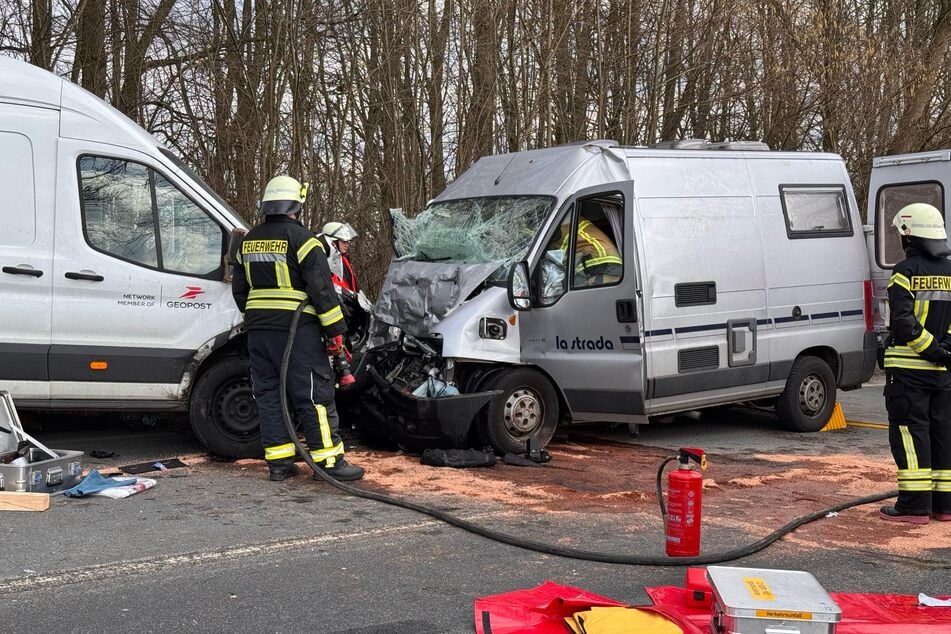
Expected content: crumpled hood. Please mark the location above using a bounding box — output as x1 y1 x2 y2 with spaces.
373 260 504 336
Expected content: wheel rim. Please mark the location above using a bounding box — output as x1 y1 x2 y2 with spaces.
213 379 259 440
798 373 826 416
503 387 544 440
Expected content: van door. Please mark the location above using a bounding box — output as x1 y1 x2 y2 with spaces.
520 181 645 422
50 141 232 403
0 104 57 400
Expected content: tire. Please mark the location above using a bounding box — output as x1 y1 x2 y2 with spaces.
477 368 559 454
775 355 836 432
189 356 263 458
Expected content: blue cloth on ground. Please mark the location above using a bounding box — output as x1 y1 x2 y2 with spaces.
62 469 137 498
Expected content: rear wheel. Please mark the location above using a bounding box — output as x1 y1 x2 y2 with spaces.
775 355 836 432
477 368 559 454
189 357 263 457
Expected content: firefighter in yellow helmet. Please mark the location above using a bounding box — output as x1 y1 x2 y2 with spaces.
881 202 951 523
231 176 364 481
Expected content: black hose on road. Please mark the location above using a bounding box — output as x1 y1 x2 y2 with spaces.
279 302 897 566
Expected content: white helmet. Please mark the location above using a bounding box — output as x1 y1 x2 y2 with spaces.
321 221 358 242
892 203 946 239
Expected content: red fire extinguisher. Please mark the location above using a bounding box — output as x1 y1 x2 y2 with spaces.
660 447 707 557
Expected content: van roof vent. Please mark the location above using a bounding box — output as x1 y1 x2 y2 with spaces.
649 139 709 150
707 141 770 151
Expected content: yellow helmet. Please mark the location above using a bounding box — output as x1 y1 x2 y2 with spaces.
893 203 946 240
261 175 309 215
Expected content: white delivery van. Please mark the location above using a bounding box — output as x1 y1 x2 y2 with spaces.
867 150 951 339
353 139 878 453
0 57 260 456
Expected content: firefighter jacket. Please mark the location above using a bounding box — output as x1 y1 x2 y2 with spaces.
231 215 346 337
884 247 951 385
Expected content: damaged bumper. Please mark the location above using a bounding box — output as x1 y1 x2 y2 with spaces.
339 345 500 450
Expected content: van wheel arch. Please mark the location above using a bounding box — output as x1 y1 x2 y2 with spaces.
475 366 561 454
775 354 837 433
189 352 262 458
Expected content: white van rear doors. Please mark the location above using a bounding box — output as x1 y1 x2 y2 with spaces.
0 103 57 400
49 141 232 402
519 181 646 422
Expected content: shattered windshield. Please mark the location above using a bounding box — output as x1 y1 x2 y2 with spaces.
391 196 553 269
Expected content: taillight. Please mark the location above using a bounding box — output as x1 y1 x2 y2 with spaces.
863 279 873 332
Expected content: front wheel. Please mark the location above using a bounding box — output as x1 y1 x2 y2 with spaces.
189 356 263 457
775 356 836 432
477 368 559 454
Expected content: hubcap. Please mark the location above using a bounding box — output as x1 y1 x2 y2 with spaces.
503 388 544 439
215 380 258 437
798 374 825 416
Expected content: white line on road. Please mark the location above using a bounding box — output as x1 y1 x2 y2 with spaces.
0 515 494 595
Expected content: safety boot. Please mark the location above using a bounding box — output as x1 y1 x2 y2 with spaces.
314 458 364 482
932 510 951 522
879 505 929 525
268 460 299 481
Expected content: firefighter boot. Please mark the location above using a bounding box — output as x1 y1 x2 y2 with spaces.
932 510 951 521
268 459 300 481
879 505 929 525
314 458 364 482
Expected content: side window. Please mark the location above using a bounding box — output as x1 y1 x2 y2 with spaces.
538 206 571 306
876 181 944 268
570 196 624 289
0 131 36 247
779 185 853 238
79 156 225 278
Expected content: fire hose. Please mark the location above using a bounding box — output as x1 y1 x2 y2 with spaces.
280 301 898 566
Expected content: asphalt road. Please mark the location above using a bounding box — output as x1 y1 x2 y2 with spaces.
2 382 948 633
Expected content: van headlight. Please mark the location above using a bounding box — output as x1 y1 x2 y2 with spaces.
479 317 507 340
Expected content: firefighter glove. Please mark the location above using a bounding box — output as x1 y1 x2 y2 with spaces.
326 334 345 356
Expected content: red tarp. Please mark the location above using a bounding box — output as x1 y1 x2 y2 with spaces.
646 586 951 634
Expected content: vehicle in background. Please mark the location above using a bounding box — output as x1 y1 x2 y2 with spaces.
353 139 878 453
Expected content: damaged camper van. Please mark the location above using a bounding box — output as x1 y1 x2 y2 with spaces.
352 140 877 453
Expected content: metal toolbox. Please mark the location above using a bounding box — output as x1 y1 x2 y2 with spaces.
0 391 84 493
707 566 841 634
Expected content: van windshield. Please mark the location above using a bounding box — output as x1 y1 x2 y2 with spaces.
391 196 553 269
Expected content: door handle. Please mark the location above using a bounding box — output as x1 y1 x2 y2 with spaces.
616 299 637 323
2 266 43 278
65 271 104 282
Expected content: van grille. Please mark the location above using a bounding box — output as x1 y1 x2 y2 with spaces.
675 282 717 307
678 346 719 372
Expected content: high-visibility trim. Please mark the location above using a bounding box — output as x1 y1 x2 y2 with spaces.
888 272 911 292
897 481 934 491
897 468 933 479
243 252 286 263
248 288 308 301
576 254 623 273
297 237 324 262
316 404 334 449
310 442 344 462
577 220 607 257
899 426 919 470
275 261 292 289
883 357 946 370
243 262 253 286
907 329 935 353
235 251 243 265
933 469 951 479
264 443 296 461
318 305 344 327
246 299 317 315
917 299 931 328
934 481 951 492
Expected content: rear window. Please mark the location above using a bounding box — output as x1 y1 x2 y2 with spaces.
779 185 853 238
875 181 944 268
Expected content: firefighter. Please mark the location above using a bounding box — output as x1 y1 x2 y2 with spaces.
881 202 951 523
232 176 364 482
559 215 622 287
319 221 360 294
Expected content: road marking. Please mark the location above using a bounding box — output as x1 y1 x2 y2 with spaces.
0 515 493 595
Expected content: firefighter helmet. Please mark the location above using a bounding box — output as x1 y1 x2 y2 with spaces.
892 203 946 239
261 175 309 215
320 221 358 242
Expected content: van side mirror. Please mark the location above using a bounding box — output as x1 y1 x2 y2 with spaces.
508 261 532 311
223 228 247 283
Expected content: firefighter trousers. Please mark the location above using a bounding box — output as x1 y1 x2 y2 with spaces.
248 323 345 468
883 373 951 515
